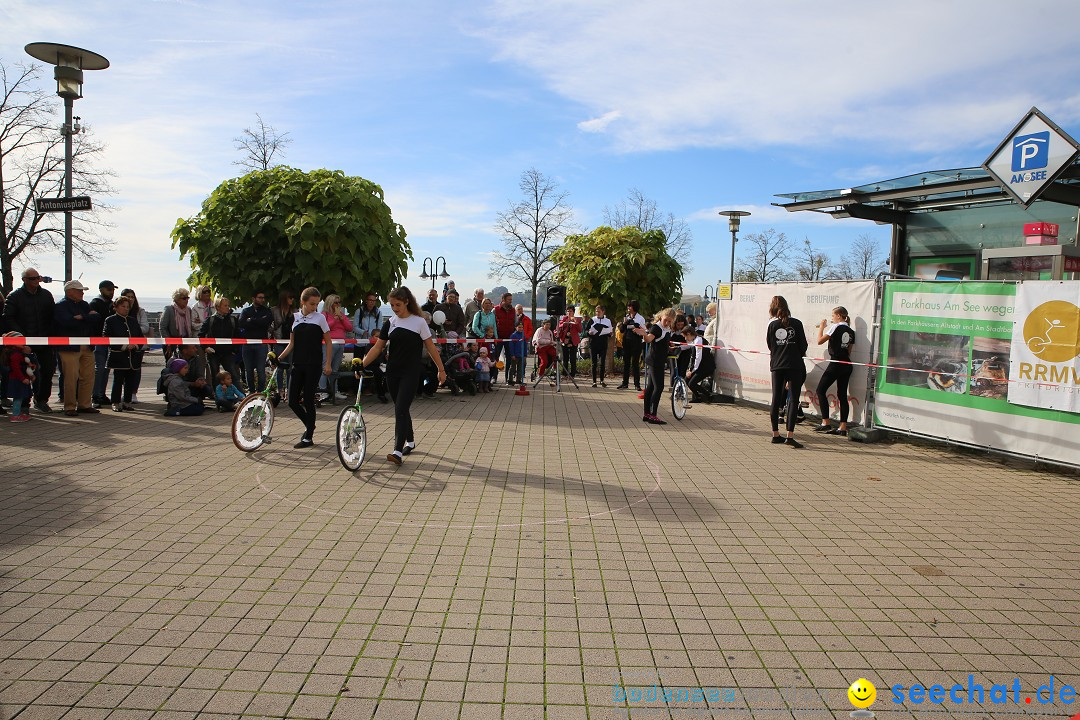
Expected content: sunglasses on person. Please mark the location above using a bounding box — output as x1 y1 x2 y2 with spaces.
178 295 190 300
23 275 43 281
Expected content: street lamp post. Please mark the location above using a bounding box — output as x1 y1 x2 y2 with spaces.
419 256 449 290
24 43 109 283
718 210 751 284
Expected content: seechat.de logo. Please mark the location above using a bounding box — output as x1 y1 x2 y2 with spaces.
1024 300 1080 363
1012 131 1050 173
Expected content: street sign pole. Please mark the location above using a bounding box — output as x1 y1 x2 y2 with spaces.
64 95 73 282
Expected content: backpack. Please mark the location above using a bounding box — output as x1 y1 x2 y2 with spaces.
157 368 170 396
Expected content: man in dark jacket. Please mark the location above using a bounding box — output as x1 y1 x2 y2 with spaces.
492 292 516 385
53 280 101 416
435 290 467 337
239 291 274 392
3 267 57 412
88 280 116 407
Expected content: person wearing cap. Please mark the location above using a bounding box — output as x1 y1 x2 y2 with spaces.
2 267 57 412
162 358 204 416
53 280 101 416
89 280 116 408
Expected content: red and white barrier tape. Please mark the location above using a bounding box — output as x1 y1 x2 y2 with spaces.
0 336 525 346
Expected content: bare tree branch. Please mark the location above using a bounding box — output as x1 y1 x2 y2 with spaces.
734 228 794 282
233 113 292 171
2 60 115 292
490 168 576 321
795 237 833 281
834 233 887 279
602 188 693 272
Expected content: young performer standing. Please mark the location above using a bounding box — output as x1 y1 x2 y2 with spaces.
361 287 447 465
275 287 333 448
766 296 808 448
814 306 856 436
634 307 676 425
587 304 613 387
617 300 647 390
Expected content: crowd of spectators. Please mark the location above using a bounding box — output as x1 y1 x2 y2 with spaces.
1 270 718 421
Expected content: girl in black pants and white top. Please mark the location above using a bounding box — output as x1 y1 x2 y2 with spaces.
635 307 676 425
361 287 446 465
766 296 808 448
814 306 856 436
276 287 332 448
587 304 612 387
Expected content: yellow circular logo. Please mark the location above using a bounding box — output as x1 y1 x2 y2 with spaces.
1023 300 1080 363
848 678 876 709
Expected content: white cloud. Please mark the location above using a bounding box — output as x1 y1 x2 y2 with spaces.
474 0 1080 153
578 110 621 133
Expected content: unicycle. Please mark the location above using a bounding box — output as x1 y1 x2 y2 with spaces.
669 358 690 420
232 354 279 452
336 374 368 471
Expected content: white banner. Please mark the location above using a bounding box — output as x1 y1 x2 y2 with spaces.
710 280 877 425
1007 281 1080 412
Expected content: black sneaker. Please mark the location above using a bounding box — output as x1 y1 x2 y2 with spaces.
785 438 803 449
402 443 415 456
771 436 786 444
294 438 314 449
813 424 832 433
34 401 53 413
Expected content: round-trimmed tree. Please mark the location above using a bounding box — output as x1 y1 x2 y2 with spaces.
551 225 682 318
171 167 411 301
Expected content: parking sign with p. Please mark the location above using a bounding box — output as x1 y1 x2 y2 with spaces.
1012 131 1050 172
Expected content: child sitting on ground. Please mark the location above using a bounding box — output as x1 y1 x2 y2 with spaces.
215 370 245 411
475 345 494 392
3 332 35 422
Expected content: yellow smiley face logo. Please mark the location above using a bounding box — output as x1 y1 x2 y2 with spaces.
1023 300 1080 363
848 678 876 709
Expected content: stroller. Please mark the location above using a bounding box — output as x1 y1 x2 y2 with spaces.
441 334 478 396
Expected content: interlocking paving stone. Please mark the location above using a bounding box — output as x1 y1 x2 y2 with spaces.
1 364 1078 719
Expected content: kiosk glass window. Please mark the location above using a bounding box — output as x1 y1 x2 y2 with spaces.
986 255 1053 281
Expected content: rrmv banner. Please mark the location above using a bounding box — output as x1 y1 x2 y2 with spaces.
1008 281 1080 412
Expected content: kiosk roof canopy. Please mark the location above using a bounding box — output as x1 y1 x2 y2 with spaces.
775 163 1080 221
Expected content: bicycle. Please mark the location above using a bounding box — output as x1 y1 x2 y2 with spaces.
231 353 281 452
335 371 368 471
669 356 690 421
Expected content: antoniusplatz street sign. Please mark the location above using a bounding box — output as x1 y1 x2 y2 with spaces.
983 107 1080 208
35 196 92 213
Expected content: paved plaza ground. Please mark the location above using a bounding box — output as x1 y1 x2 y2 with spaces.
1 372 1078 720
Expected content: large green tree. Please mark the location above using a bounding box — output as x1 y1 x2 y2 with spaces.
551 225 682 318
171 167 410 301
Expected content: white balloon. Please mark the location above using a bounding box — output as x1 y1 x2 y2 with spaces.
432 310 446 326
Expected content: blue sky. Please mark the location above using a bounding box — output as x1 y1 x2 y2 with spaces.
4 0 1080 307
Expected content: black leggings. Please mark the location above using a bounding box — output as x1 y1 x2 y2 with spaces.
591 336 608 382
688 361 714 399
622 338 642 387
642 362 665 416
561 345 577 376
770 365 806 433
816 362 853 424
288 363 320 439
386 373 418 453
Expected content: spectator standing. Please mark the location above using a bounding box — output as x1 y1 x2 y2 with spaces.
2 268 57 412
200 297 242 390
240 291 274 392
318 293 352 401
463 288 485 334
617 300 646 391
120 289 148 402
492 293 516 385
104 296 141 411
507 320 528 385
53 281 100 416
587 304 613 387
88 280 116 408
159 288 193 362
190 285 214 334
271 290 296 396
556 305 582 377
441 280 456 303
470 298 497 344
421 289 439 315
435 290 466 337
352 292 383 358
